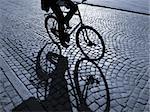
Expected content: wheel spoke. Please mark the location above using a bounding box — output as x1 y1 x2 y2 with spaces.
76 26 105 60
35 43 61 100
73 59 110 112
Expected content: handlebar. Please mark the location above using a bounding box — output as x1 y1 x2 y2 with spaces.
82 0 87 3
74 0 87 5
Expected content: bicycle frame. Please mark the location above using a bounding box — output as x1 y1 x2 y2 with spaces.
45 2 85 36
64 4 85 35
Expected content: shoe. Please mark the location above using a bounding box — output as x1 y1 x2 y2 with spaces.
66 25 72 29
59 33 70 48
63 32 70 42
60 39 69 48
51 28 59 36
65 21 72 29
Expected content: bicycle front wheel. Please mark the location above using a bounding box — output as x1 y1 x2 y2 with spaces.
76 26 105 60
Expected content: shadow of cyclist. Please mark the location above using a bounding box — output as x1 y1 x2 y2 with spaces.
40 52 72 111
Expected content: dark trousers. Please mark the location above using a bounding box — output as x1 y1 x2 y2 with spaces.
50 3 65 37
50 0 77 38
64 0 78 24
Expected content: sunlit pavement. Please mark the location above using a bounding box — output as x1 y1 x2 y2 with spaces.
0 0 149 111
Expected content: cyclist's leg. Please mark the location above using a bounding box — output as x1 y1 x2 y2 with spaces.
64 0 78 26
50 3 70 47
50 4 65 38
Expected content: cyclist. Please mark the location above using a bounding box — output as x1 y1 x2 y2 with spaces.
41 0 78 48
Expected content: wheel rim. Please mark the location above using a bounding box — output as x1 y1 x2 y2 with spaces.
45 16 59 42
76 26 105 61
35 42 61 100
73 59 110 112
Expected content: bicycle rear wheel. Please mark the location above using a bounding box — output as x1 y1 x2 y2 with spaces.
73 59 110 112
45 15 59 42
76 26 105 60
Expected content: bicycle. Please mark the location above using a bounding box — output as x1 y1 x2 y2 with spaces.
67 58 110 112
34 43 110 111
35 1 109 111
45 1 105 60
32 42 62 100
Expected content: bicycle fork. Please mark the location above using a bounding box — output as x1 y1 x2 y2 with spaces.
82 29 96 47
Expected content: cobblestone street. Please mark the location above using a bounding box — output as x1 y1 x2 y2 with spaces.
0 0 149 111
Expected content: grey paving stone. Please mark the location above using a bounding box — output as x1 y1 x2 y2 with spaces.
111 93 122 100
4 82 11 87
137 98 148 105
127 97 136 108
21 77 28 82
23 80 31 85
0 0 149 111
5 86 14 92
89 102 99 111
113 105 123 112
24 73 31 78
121 92 129 98
116 98 127 107
97 98 106 106
0 87 5 93
30 88 37 94
142 75 149 81
110 108 117 112
0 108 4 112
110 100 119 108
144 103 150 112
122 106 134 112
131 92 139 99
138 79 147 89
7 90 18 98
116 81 124 87
134 102 145 112
27 85 35 90
12 96 22 106
133 87 141 94
4 103 14 112
133 106 143 112
0 96 12 106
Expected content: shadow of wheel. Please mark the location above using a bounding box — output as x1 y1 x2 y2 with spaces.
35 42 61 100
72 59 110 112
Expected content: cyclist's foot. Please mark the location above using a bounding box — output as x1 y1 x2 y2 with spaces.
51 28 59 36
65 21 72 29
60 33 70 48
60 39 69 48
63 33 70 42
66 25 72 29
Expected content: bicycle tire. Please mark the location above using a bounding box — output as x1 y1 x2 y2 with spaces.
76 26 105 61
35 42 61 100
73 59 110 112
45 15 59 42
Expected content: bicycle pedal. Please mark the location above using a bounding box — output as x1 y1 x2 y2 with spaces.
66 26 72 29
87 42 96 46
51 29 59 36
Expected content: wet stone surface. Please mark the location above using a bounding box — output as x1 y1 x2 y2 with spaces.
0 0 149 111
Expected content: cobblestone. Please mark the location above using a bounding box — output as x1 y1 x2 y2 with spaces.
0 0 149 111
134 103 145 112
0 67 23 111
126 97 136 108
113 105 123 112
